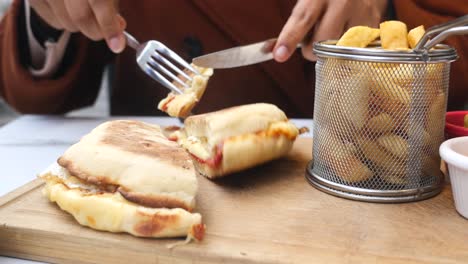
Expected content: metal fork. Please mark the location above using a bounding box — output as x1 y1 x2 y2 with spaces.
124 31 199 94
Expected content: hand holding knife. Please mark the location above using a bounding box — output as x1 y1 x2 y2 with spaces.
192 38 300 69
193 0 388 68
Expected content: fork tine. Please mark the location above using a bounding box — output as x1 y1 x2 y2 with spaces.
148 56 189 89
154 41 200 75
152 53 193 82
144 65 184 94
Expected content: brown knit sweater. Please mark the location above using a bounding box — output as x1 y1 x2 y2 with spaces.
0 0 466 117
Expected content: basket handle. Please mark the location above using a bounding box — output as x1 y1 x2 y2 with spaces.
422 26 468 50
414 14 468 51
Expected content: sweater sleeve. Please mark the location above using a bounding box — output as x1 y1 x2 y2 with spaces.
0 0 114 114
393 0 468 110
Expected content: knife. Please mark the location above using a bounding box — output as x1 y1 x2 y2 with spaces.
192 38 278 69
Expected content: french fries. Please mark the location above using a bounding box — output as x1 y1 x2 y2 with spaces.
379 21 409 50
370 78 410 105
371 64 414 89
336 26 380 47
319 128 373 183
377 135 408 159
380 173 407 185
359 138 408 184
315 20 446 188
337 21 425 51
426 92 446 137
366 113 395 134
422 155 443 178
337 74 370 130
408 25 425 49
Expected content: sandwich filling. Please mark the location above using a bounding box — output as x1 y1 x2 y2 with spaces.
158 65 213 118
177 120 300 169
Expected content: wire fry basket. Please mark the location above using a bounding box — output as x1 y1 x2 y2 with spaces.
307 16 468 202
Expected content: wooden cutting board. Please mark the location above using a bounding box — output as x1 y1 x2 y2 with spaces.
1 138 468 264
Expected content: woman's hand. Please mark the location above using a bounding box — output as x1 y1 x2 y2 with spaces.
29 0 126 53
274 0 388 62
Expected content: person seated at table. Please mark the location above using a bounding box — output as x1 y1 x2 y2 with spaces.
0 0 466 118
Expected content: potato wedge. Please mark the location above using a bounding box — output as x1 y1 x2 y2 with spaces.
408 25 425 49
371 64 414 90
380 173 407 185
366 113 395 134
319 128 373 183
371 78 410 105
322 68 370 133
372 93 410 121
422 155 443 178
380 21 409 50
336 26 380 48
359 138 406 173
377 134 408 159
426 92 446 137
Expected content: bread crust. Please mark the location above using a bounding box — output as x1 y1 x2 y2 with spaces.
194 130 296 178
182 103 300 178
40 167 204 239
58 120 198 211
184 103 289 147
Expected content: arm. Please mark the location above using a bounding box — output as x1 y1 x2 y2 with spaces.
0 0 115 114
393 0 468 110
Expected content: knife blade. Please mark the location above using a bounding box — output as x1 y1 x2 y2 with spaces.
192 38 278 69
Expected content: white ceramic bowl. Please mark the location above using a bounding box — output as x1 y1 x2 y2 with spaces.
440 136 468 219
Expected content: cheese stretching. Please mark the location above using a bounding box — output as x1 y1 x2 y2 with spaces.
158 65 213 118
40 120 205 241
174 103 304 178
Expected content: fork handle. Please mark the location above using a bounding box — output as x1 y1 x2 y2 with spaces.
124 31 140 50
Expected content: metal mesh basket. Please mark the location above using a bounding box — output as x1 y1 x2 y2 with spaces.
307 37 460 202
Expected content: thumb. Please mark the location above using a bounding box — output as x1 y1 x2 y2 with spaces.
106 15 127 53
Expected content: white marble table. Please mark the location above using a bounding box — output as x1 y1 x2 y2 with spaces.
0 114 313 264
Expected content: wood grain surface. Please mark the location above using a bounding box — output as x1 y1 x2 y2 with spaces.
1 138 467 264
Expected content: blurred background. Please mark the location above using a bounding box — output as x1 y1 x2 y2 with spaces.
0 0 110 127
0 0 14 126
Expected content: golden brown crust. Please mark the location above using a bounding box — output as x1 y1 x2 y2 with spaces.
183 103 289 148
118 188 191 211
180 104 300 178
40 168 203 239
193 123 298 179
190 223 206 241
133 210 180 237
58 120 193 183
57 120 198 211
101 120 192 169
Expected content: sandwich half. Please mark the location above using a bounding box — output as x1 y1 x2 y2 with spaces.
40 120 204 240
171 103 304 178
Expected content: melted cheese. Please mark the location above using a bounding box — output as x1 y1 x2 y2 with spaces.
39 164 204 239
40 162 104 193
180 121 299 161
158 65 213 118
179 135 211 161
265 121 300 140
